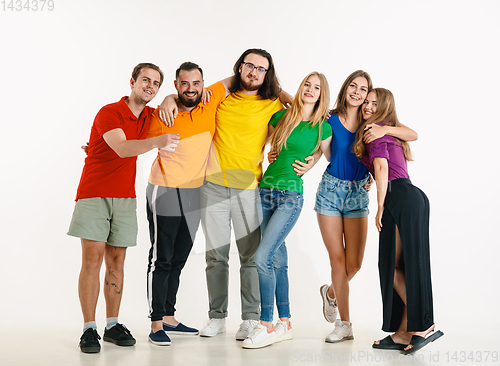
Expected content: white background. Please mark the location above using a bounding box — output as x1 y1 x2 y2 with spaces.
1 0 499 363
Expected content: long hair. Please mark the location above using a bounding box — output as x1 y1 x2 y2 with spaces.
331 70 372 122
229 48 281 100
271 72 330 155
353 88 413 161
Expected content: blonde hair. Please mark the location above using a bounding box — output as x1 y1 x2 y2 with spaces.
271 72 330 154
353 88 413 161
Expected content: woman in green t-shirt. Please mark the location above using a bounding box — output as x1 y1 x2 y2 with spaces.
242 72 333 349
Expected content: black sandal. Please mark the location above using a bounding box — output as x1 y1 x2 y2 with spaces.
372 335 406 350
404 330 444 355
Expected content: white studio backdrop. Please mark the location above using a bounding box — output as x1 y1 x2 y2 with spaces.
0 0 498 343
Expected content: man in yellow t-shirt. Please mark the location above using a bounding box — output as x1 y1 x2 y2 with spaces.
199 49 287 339
145 62 227 346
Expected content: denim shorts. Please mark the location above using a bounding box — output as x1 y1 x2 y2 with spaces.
314 171 370 218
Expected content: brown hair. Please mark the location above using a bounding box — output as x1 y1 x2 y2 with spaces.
131 63 164 87
229 48 281 100
353 88 413 161
331 70 372 122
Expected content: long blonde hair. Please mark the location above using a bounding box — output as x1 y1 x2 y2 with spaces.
353 88 413 161
271 72 330 154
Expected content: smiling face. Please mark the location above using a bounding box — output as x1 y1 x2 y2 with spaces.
238 53 269 93
301 74 321 105
130 67 161 104
362 90 377 120
345 76 369 108
175 69 204 108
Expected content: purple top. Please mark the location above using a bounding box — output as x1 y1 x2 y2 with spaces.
361 128 410 181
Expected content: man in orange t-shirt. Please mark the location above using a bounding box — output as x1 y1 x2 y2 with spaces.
68 63 179 354
145 62 228 346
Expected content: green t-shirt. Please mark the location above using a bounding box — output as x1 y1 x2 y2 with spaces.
260 109 333 194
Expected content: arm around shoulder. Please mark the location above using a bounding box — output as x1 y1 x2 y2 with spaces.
103 128 180 158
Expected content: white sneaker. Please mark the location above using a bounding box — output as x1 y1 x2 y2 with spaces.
325 319 354 343
242 324 277 349
320 284 338 323
199 318 226 337
275 320 293 342
235 319 259 341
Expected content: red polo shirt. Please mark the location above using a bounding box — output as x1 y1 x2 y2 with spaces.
76 97 153 200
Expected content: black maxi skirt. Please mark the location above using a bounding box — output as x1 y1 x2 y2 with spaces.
379 178 434 332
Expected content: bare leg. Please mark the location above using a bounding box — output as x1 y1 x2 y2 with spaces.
318 214 369 322
374 226 435 347
103 244 127 319
317 214 347 320
343 217 368 282
79 239 106 323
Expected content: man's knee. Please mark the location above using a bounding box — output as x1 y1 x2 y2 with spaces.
105 245 127 267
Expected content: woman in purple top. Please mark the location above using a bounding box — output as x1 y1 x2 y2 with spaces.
353 88 443 354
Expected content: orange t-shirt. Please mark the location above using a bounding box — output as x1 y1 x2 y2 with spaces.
147 82 226 188
76 97 153 199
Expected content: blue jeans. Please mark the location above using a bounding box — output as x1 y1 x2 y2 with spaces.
255 188 303 322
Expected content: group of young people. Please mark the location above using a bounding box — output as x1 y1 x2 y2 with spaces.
68 48 443 356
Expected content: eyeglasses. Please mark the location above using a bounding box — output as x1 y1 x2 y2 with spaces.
242 62 268 74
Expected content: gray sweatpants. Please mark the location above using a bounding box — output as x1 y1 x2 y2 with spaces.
200 181 261 320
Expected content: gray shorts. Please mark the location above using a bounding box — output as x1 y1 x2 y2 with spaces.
67 197 138 247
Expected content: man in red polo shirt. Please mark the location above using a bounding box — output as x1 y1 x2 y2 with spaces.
68 63 179 354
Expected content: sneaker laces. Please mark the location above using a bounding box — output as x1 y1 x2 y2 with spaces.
81 329 101 341
114 323 132 336
203 318 223 330
332 320 349 336
247 324 267 340
239 319 259 332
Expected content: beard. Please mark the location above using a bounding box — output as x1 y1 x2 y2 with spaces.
178 92 202 108
240 76 262 92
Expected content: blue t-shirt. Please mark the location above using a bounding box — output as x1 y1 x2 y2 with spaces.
326 114 368 181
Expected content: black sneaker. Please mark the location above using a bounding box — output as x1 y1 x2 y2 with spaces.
79 328 101 353
103 323 136 346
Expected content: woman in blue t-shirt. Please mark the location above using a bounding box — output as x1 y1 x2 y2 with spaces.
316 70 418 343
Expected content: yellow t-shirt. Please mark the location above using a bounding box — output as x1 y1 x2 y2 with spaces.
147 82 226 188
206 92 283 189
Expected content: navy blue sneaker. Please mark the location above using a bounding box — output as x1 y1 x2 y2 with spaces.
163 322 199 335
149 330 171 346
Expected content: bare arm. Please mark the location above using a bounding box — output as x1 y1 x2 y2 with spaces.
364 123 418 144
265 124 275 145
373 157 389 232
278 89 293 108
219 76 233 97
320 136 332 162
103 128 180 158
158 94 178 127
